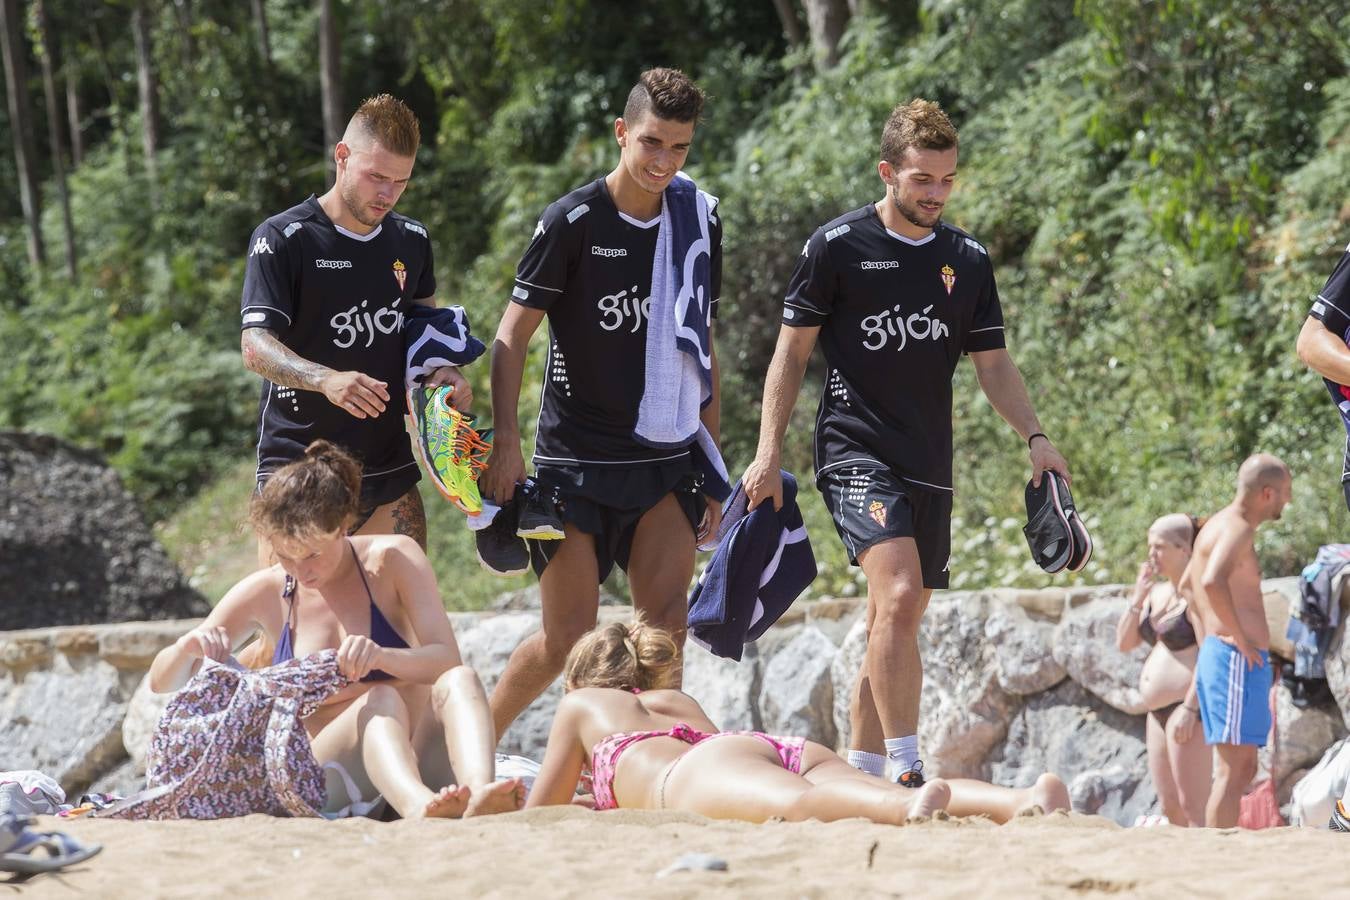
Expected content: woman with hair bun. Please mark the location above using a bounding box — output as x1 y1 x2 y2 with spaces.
1115 513 1211 826
149 440 522 819
526 620 1069 824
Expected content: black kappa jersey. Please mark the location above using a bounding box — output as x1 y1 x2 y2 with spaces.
1309 244 1350 339
512 177 723 467
783 206 1006 492
240 196 435 486
1307 243 1350 429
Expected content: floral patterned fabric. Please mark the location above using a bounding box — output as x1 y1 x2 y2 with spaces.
106 651 348 820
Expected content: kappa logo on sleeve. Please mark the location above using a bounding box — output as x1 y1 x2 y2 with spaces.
250 237 273 257
243 311 267 324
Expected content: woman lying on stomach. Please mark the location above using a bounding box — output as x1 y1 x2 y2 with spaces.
526 619 1069 824
148 440 522 820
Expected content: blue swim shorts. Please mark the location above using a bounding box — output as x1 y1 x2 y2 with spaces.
1195 635 1272 746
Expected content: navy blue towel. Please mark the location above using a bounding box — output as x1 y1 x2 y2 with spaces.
687 470 817 660
403 304 486 388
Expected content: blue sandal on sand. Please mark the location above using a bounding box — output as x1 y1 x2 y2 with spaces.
1 814 102 877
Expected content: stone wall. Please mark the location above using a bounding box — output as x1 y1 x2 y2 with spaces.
4 579 1346 824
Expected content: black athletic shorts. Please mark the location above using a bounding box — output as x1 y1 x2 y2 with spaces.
530 458 706 583
818 465 952 589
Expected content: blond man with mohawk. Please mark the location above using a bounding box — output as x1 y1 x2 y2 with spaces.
240 94 473 554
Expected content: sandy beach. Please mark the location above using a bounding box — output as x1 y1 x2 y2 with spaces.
9 808 1347 899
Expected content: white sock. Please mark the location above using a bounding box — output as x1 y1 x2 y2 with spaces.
1341 782 1350 808
884 735 920 771
846 750 886 777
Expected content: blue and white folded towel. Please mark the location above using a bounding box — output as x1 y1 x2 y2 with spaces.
402 304 486 390
635 172 718 451
687 470 817 661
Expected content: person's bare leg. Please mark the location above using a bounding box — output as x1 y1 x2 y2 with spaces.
849 599 885 754
1145 711 1184 824
1208 743 1257 828
627 492 696 684
1166 708 1213 827
489 524 600 739
356 486 428 549
941 776 1070 823
852 539 931 754
310 684 469 819
429 666 523 816
661 737 950 825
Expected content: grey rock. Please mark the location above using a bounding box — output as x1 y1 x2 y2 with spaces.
88 757 144 799
1069 766 1153 825
918 593 1019 778
491 585 624 612
803 597 866 646
1052 595 1148 714
0 431 208 628
455 612 560 759
758 626 837 747
0 655 130 795
985 679 1154 825
1261 682 1347 787
683 641 759 732
984 600 1066 695
122 673 174 773
98 620 196 670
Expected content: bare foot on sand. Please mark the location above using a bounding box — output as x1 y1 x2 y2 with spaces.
463 779 525 818
1016 773 1070 818
420 785 471 819
904 779 951 823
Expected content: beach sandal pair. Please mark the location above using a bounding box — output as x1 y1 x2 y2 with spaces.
1023 470 1093 574
0 814 101 878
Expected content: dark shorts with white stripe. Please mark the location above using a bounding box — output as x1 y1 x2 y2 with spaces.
529 459 706 583
818 465 952 589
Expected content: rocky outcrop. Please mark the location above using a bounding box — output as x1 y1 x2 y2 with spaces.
0 620 191 797
0 431 208 629
918 593 1020 777
1052 592 1147 714
985 680 1152 824
5 580 1346 826
759 626 837 747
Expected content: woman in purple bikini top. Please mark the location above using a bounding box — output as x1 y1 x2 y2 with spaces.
146 439 520 821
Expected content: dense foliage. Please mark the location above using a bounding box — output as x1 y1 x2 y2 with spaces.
2 0 1348 604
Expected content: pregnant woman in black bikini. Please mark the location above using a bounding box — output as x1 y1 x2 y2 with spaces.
1115 513 1211 826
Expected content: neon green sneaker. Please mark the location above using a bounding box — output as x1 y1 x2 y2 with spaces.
407 386 492 514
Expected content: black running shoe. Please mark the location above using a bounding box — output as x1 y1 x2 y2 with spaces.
888 759 925 788
517 482 564 540
475 499 529 576
1330 800 1350 832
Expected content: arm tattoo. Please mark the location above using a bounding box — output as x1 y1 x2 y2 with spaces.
240 328 334 391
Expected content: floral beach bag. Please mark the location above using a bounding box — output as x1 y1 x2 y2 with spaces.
103 650 348 820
